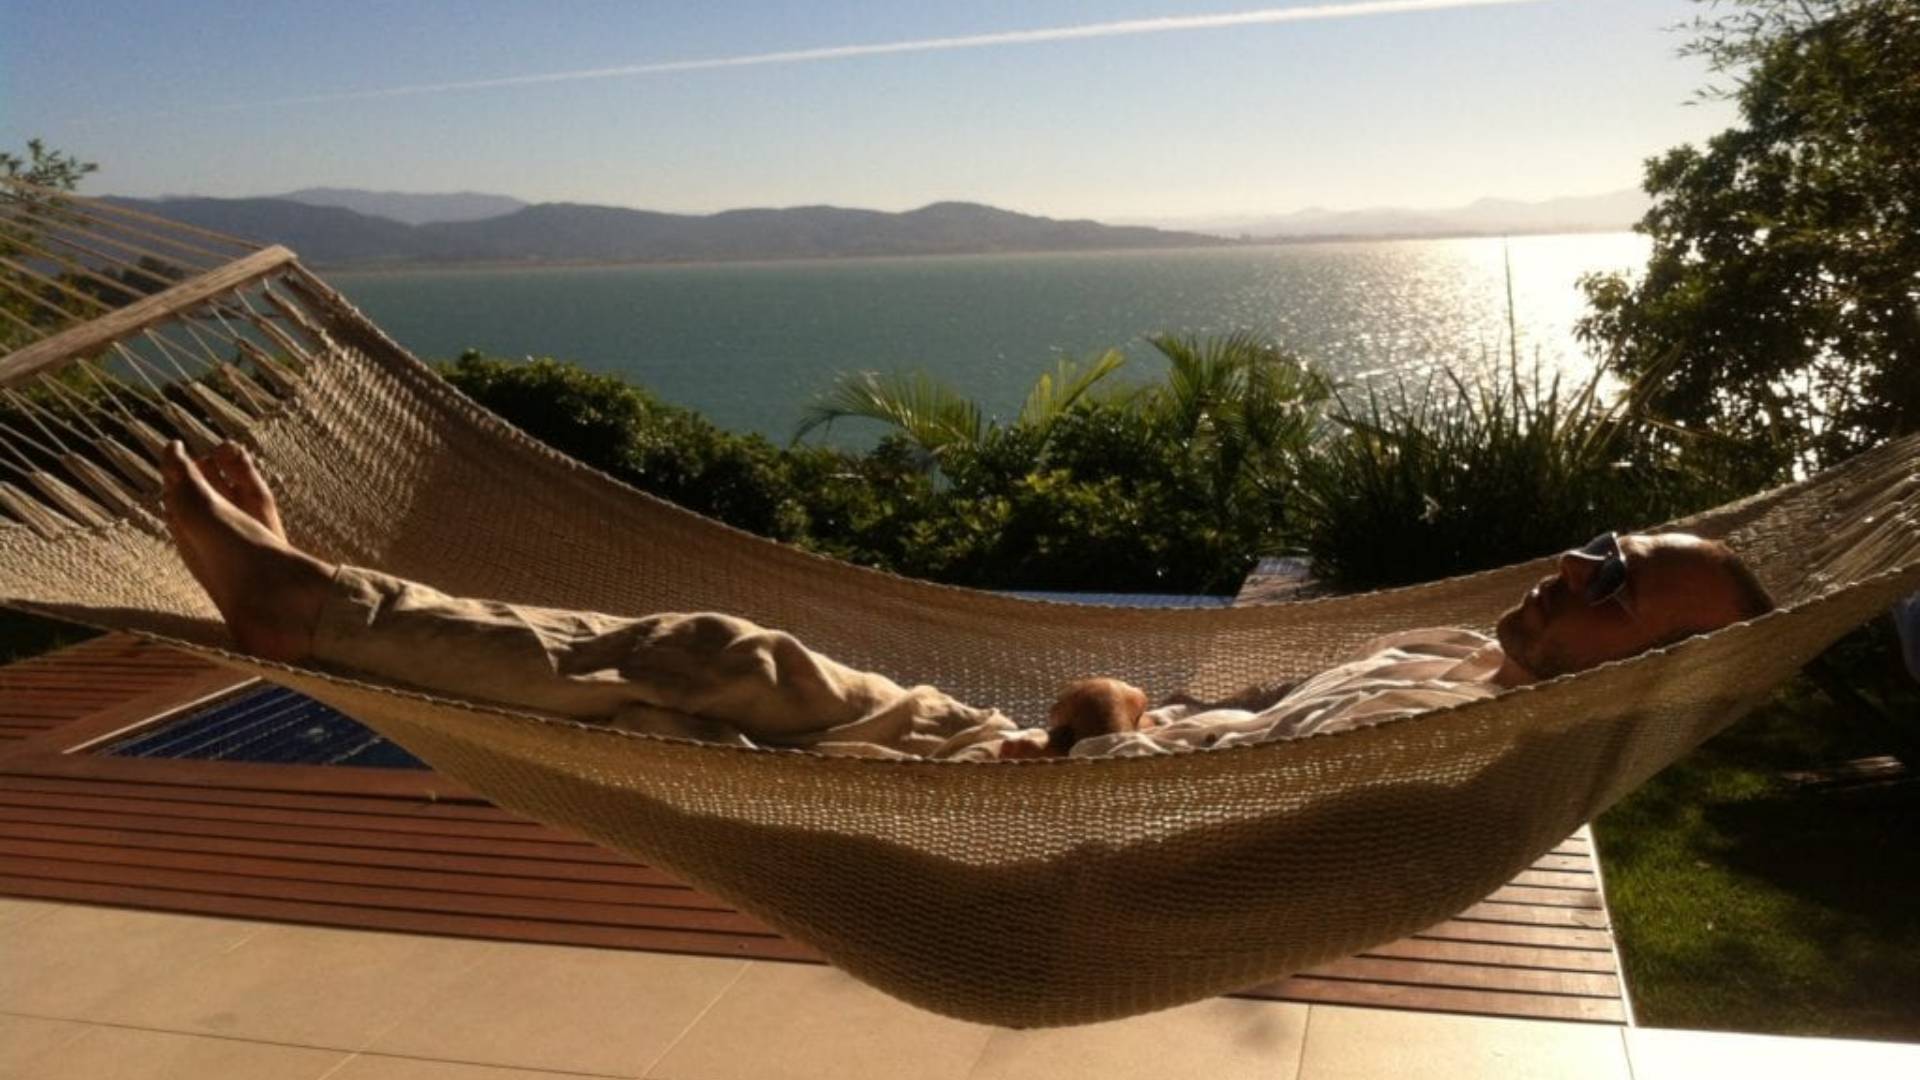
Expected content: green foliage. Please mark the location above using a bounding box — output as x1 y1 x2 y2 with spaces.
444 339 1340 594
438 351 810 539
1137 333 1332 532
791 333 1332 591
1294 363 1734 589
1578 0 1920 477
2 140 101 353
793 369 987 471
794 348 1130 472
901 404 1298 592
0 138 96 190
444 334 1756 597
1016 350 1128 431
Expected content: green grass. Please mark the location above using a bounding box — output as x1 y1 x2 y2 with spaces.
1595 631 1920 1039
1293 361 1734 590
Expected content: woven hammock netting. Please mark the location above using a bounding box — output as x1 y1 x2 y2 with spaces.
1 181 1916 1027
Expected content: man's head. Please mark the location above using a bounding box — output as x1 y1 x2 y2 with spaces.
1495 532 1775 682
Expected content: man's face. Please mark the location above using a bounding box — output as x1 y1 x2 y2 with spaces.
1495 533 1754 680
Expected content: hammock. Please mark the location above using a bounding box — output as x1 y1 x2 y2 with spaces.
1 181 1915 1028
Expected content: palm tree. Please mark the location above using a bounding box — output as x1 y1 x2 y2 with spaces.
794 350 1126 470
794 336 1330 502
1138 333 1333 513
1140 332 1330 439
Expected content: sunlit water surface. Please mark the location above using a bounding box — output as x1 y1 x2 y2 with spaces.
329 232 1649 443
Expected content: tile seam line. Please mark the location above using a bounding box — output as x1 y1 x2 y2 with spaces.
329 1045 630 1079
1291 1000 1316 1080
346 931 501 1054
638 955 753 1078
0 1008 626 1080
313 1050 358 1080
955 1012 1002 1080
0 1009 360 1057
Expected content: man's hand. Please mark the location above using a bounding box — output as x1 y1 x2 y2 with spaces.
1047 678 1150 753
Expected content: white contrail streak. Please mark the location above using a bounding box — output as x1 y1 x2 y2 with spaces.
211 0 1548 112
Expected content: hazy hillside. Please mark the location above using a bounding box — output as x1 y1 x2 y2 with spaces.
106 196 1226 266
1137 189 1651 239
102 197 420 264
278 187 528 225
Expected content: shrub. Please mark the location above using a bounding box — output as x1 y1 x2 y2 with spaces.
438 351 809 540
1293 365 1735 591
793 334 1330 593
438 345 1738 598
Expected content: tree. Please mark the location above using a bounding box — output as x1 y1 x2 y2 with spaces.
2 140 101 350
1140 332 1332 525
0 139 97 191
1578 0 1920 477
0 140 102 659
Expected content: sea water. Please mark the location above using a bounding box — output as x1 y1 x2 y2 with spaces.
328 232 1650 443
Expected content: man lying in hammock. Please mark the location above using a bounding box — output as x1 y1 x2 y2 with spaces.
160 440 1776 762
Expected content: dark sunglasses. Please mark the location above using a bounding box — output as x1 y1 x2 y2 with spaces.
1570 532 1630 607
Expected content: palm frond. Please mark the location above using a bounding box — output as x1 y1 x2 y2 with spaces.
793 370 984 464
1017 350 1127 429
1145 332 1251 435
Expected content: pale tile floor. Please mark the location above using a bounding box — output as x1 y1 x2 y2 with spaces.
2 898 1917 1080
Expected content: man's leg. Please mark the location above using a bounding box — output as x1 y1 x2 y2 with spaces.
160 442 1020 756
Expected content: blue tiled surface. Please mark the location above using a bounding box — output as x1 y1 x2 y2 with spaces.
103 684 426 769
1003 591 1232 608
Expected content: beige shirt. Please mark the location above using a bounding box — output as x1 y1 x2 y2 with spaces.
1068 628 1508 758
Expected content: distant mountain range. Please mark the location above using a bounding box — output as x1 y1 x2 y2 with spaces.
104 186 1651 268
1128 189 1651 240
277 187 529 225
105 193 1228 267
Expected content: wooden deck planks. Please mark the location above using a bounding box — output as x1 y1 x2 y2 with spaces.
0 873 816 961
0 634 1631 1025
0 636 228 749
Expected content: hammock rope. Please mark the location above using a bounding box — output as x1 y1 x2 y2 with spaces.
1 180 1916 1027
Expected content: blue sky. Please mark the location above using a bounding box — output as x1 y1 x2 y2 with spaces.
1 0 1735 219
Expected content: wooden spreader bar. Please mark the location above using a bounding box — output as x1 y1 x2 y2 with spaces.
0 246 296 387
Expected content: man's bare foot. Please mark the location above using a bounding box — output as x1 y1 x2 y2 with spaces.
198 442 285 540
160 441 335 663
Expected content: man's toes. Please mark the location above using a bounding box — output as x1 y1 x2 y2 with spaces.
197 449 236 496
169 442 214 489
206 443 246 483
162 444 216 511
203 443 268 500
231 447 270 491
160 441 193 490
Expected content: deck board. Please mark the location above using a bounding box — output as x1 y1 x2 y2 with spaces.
0 634 1631 1025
